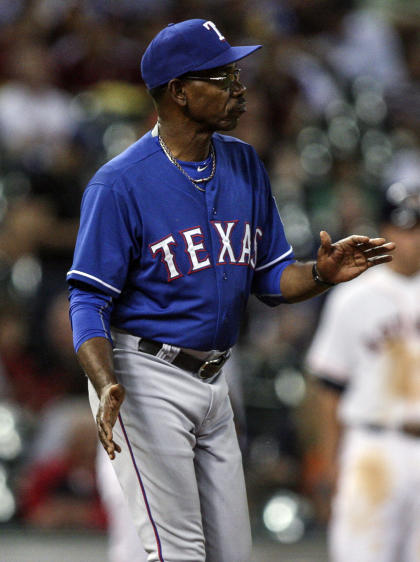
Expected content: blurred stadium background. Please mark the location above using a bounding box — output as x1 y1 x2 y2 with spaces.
0 0 420 560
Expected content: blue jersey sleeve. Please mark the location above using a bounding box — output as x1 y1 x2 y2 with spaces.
67 182 140 296
251 165 295 305
69 284 113 352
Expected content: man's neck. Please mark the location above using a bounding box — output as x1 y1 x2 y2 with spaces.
387 261 420 278
158 121 213 162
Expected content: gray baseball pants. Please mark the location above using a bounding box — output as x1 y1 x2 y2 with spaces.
88 330 252 562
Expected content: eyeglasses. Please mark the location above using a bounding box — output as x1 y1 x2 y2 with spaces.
181 68 242 90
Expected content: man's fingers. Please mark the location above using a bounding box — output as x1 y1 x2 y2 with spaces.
97 415 113 445
98 427 114 457
363 243 396 258
104 438 121 459
347 235 371 245
380 242 396 250
330 234 371 249
364 237 385 245
367 255 393 266
97 422 107 442
340 235 388 247
97 416 122 459
98 424 111 447
98 425 119 459
358 238 395 249
337 236 395 251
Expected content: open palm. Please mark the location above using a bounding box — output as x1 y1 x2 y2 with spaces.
316 231 395 285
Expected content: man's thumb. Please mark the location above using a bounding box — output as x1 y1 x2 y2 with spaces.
110 383 125 405
320 230 332 249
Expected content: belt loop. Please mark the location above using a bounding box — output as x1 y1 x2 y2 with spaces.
156 343 180 363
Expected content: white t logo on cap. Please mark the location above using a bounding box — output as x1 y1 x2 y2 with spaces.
203 21 225 41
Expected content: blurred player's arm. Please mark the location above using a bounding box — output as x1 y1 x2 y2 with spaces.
315 378 344 476
69 283 125 460
309 375 346 518
280 231 394 302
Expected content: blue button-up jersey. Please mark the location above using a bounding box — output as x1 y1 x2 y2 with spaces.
67 129 295 351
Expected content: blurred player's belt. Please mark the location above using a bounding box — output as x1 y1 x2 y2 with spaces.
137 338 231 379
363 423 420 439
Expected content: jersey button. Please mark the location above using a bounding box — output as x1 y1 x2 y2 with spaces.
223 273 228 280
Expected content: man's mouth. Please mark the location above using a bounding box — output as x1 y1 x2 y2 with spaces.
231 101 247 115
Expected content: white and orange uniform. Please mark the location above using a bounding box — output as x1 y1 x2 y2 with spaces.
306 266 420 562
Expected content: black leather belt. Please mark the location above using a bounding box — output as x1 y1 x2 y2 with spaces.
138 338 230 379
364 423 420 439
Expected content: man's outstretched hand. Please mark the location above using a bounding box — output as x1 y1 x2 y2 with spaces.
316 230 396 285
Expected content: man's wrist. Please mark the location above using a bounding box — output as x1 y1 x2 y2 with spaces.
312 263 336 287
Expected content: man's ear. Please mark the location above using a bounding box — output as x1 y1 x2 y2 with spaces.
167 78 187 107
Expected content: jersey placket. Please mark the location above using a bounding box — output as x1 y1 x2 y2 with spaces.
204 178 229 350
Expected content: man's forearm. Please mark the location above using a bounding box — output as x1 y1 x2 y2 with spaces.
76 336 117 396
280 262 330 303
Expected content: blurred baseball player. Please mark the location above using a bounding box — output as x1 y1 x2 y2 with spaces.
67 19 395 562
306 185 420 561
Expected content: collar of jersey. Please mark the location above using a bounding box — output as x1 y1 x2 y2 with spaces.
152 124 214 180
171 153 212 181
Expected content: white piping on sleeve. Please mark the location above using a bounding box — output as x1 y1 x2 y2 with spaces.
67 270 121 295
255 246 294 272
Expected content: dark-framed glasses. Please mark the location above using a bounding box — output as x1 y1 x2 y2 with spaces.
181 68 242 90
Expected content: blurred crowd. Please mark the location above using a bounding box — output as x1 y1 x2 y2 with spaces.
1 0 420 547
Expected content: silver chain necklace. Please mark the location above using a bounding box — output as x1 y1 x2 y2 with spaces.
158 134 216 192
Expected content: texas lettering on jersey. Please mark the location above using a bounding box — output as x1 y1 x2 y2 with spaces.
149 221 263 281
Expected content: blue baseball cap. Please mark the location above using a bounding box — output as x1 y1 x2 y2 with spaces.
141 19 262 90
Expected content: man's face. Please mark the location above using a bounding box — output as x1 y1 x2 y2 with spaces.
382 222 420 276
180 63 247 131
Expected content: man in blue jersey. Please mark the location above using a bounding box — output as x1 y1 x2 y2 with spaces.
68 19 395 562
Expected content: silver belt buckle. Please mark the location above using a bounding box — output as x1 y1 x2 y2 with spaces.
198 350 231 379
